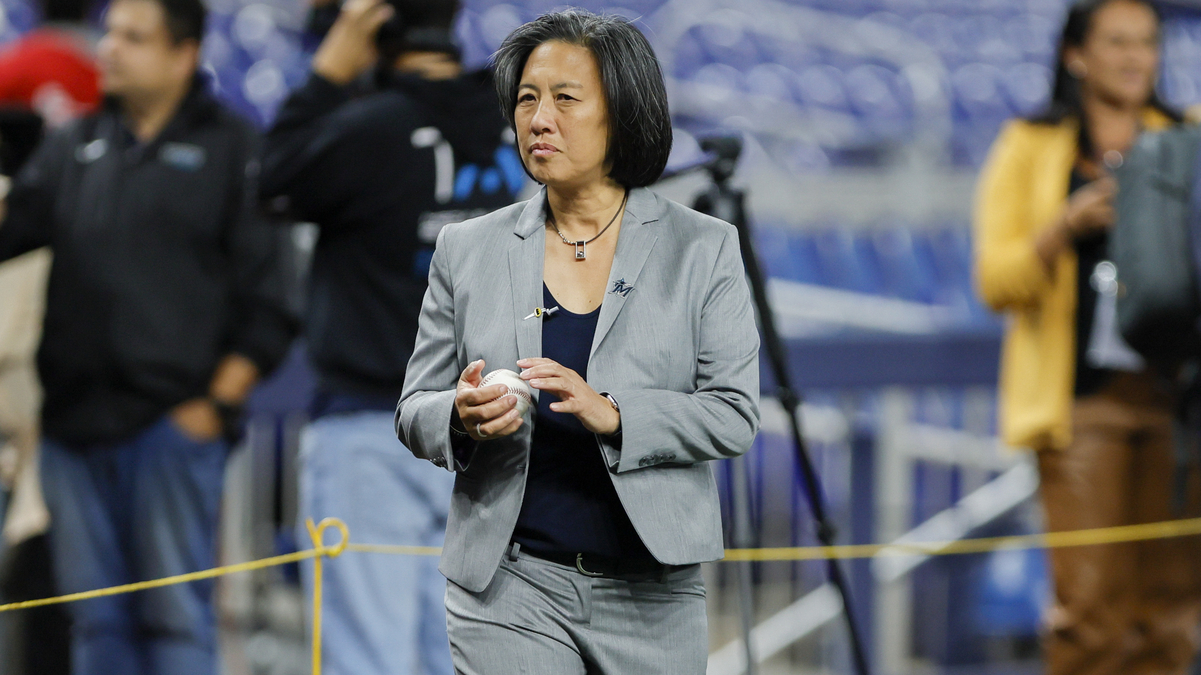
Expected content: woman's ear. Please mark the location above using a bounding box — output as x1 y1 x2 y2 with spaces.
1064 46 1087 79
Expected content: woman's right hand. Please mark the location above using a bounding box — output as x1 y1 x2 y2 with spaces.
1037 176 1116 269
453 360 523 441
1062 176 1116 238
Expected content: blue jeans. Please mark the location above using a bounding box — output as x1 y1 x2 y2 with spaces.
297 411 454 675
40 416 227 675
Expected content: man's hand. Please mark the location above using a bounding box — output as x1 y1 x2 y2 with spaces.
171 398 223 442
171 354 260 443
311 0 394 86
454 360 523 441
518 358 620 436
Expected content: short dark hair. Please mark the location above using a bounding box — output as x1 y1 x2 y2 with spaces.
115 0 206 44
41 0 89 24
492 10 673 188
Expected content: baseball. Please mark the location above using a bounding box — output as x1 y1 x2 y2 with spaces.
480 368 533 418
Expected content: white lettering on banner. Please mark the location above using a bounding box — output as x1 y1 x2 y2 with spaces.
411 127 454 204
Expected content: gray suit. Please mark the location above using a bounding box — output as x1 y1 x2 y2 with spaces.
396 186 760 594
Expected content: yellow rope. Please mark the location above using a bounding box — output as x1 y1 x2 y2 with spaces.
348 517 1201 563
722 516 1201 561
0 546 327 613
305 517 349 675
4 514 1201 675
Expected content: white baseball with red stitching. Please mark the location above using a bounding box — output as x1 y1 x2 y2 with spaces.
479 368 533 417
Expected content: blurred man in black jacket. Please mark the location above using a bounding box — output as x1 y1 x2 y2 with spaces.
0 0 296 671
259 0 521 672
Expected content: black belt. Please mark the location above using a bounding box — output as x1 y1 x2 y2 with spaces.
518 546 678 580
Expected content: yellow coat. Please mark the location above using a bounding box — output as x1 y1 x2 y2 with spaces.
973 111 1173 451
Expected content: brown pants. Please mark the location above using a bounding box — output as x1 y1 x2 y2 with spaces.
1038 372 1201 675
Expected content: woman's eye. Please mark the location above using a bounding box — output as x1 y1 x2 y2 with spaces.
557 94 575 102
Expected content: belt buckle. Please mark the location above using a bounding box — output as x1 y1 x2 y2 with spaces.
575 553 604 578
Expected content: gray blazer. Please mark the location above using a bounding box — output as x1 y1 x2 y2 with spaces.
396 186 760 592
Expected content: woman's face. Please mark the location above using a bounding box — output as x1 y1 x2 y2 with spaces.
1067 0 1161 109
514 40 611 190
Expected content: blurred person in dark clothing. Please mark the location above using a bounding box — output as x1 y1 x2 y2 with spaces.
974 1 1200 674
0 178 65 675
0 0 297 671
0 0 101 669
0 0 100 602
259 0 522 672
0 0 101 562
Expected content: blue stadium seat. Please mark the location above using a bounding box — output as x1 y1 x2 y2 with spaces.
693 18 762 73
745 63 796 104
785 231 826 286
951 62 1008 118
794 64 850 112
672 30 708 79
477 4 527 54
845 64 911 139
869 227 940 303
754 227 804 282
811 228 881 294
908 13 958 58
1002 62 1052 116
689 62 745 113
757 36 819 74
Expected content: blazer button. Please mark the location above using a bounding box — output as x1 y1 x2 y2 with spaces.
639 456 651 467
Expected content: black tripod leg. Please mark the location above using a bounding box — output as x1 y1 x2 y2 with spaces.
697 184 872 675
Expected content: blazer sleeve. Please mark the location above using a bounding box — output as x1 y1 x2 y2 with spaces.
396 224 465 471
973 121 1057 312
599 225 761 474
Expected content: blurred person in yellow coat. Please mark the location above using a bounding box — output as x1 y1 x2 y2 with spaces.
974 1 1201 674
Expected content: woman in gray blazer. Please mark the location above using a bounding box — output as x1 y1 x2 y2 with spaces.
396 9 760 674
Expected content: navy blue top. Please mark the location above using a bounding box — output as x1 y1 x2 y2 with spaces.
308 389 396 420
1070 169 1115 397
511 285 655 560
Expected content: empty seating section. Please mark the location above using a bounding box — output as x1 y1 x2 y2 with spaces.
754 222 994 327
0 0 1194 166
0 0 1196 163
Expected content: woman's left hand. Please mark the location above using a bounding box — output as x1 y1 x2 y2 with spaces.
517 358 620 435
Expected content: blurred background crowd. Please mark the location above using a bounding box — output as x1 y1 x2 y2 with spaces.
4 0 1201 674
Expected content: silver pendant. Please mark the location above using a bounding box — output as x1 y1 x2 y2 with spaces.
574 241 586 260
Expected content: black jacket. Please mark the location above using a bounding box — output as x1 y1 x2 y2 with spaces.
0 82 298 445
260 69 523 401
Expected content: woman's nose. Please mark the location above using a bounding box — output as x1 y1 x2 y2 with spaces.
529 100 555 135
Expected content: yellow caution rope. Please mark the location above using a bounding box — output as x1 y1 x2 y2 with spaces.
7 515 1201 674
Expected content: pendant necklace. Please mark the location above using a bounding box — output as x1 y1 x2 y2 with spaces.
548 191 628 260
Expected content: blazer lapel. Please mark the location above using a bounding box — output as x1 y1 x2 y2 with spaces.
510 189 548 362
591 188 660 357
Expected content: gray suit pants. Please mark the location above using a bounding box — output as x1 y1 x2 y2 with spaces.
446 545 707 674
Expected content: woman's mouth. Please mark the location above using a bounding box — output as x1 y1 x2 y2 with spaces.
530 143 558 158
